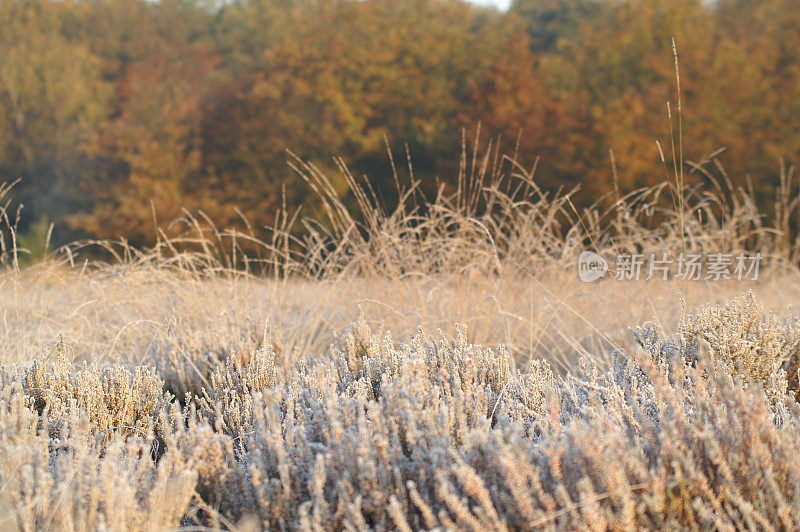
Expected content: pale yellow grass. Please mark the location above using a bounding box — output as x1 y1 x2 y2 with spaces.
2 263 799 376
2 149 800 530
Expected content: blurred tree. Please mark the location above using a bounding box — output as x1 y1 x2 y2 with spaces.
715 0 800 200
60 0 220 242
70 48 220 242
200 0 515 225
510 0 604 52
0 0 798 247
0 0 112 233
517 0 765 200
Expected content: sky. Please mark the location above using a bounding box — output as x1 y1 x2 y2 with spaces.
471 0 512 10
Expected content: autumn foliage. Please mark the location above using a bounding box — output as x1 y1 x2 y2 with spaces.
0 0 798 246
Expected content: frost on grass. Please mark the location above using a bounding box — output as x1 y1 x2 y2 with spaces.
1 296 800 530
0 367 196 531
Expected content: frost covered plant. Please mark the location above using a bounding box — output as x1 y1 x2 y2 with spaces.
0 368 196 531
678 292 800 394
176 302 800 530
2 295 800 530
198 347 277 436
11 354 172 444
3 152 800 530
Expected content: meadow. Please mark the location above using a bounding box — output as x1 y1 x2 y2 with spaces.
1 152 800 530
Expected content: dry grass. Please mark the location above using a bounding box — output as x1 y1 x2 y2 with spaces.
1 149 800 530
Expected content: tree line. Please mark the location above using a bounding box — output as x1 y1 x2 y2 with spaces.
0 0 797 247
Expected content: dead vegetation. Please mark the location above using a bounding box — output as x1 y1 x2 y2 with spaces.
1 152 800 529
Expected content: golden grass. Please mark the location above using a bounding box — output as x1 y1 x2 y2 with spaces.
0 148 799 529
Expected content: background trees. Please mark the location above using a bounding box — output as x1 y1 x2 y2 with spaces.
0 0 797 246
0 0 112 239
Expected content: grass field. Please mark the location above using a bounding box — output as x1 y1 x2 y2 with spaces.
2 154 800 530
